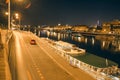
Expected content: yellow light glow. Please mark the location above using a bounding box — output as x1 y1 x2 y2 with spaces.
5 12 8 15
15 13 19 17
17 0 23 2
15 13 20 19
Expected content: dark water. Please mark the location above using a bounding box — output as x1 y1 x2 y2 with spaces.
39 31 120 67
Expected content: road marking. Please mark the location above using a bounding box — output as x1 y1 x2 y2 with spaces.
39 73 42 76
36 67 39 70
24 32 75 80
37 70 41 73
19 32 46 80
41 76 44 79
27 70 32 80
34 67 46 80
37 42 74 77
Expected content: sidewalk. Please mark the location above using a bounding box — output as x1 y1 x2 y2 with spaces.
0 49 6 80
0 29 11 80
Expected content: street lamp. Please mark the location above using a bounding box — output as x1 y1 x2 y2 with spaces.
17 0 23 2
7 0 23 30
5 12 9 15
15 13 21 29
8 0 10 30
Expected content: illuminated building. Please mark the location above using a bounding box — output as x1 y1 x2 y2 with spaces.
102 19 120 34
71 25 89 32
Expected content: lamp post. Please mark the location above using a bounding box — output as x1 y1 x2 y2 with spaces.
7 0 30 30
8 0 10 30
15 13 21 29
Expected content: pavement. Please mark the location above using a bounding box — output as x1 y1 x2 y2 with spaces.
0 29 11 80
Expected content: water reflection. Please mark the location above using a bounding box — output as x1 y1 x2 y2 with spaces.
45 31 120 53
92 37 95 45
96 36 120 52
109 38 120 52
72 35 120 53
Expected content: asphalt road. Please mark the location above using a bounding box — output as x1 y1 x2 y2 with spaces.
9 31 95 80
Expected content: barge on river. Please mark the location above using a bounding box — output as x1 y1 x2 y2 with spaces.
55 41 85 55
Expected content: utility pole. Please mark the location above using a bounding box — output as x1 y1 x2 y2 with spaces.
8 0 10 30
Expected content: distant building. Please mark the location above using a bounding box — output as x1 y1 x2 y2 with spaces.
102 23 111 33
71 25 89 32
110 20 120 34
102 19 120 34
88 26 97 32
53 25 72 32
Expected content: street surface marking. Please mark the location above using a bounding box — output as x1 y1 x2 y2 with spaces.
27 70 32 80
20 32 46 80
37 42 74 77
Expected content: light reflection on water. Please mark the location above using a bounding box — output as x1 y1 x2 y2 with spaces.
40 31 120 67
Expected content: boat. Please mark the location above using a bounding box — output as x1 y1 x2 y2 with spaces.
55 41 85 55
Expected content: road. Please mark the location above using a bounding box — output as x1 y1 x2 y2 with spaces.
9 31 95 80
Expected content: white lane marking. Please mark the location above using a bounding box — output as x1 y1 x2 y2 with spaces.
37 41 74 77
19 32 46 80
23 31 76 80
29 33 76 79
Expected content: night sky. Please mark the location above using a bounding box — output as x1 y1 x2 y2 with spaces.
7 0 120 26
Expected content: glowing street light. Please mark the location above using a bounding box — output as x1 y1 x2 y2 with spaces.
7 0 23 30
15 13 19 17
5 12 9 15
15 13 21 29
17 0 23 2
8 0 10 30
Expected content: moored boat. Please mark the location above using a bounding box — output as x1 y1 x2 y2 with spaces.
55 41 85 55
